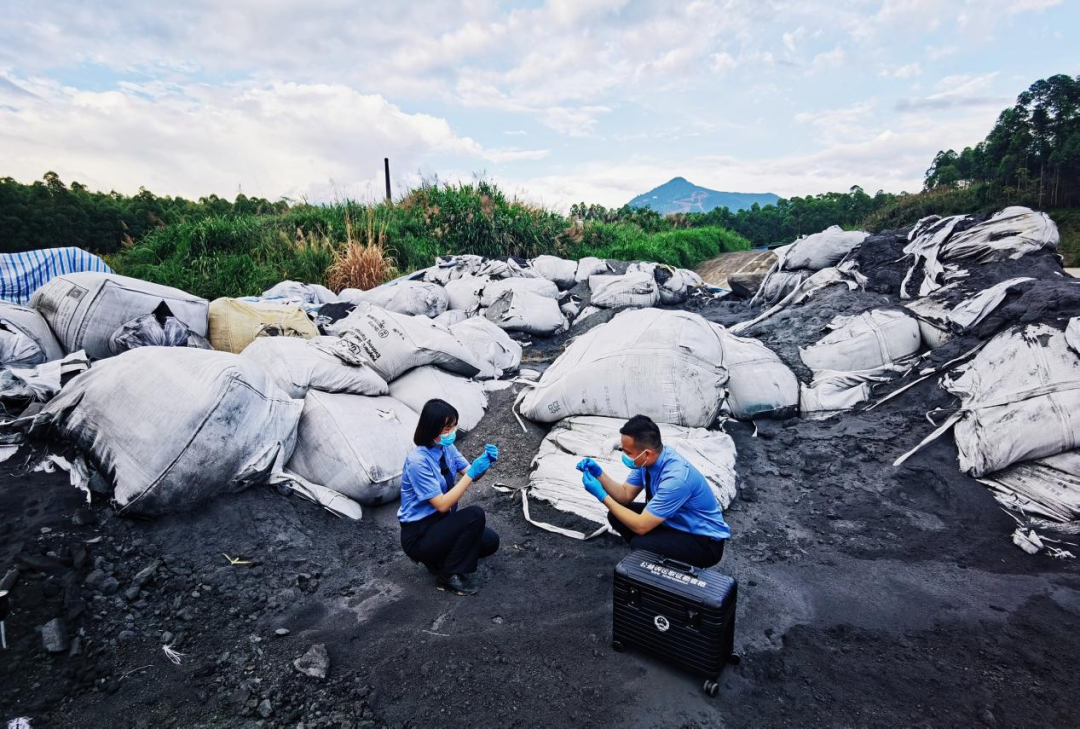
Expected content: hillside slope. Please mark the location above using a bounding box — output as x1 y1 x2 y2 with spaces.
628 177 779 214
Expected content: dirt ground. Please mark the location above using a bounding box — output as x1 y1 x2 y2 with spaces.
3 359 1080 728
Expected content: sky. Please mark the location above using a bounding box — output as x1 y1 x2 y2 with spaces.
0 0 1076 210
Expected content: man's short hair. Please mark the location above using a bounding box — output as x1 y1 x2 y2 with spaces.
620 414 663 451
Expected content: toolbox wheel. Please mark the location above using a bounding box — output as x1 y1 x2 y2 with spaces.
703 680 719 698
612 640 625 653
728 652 742 666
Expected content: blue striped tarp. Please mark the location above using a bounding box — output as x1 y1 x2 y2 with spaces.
0 248 113 305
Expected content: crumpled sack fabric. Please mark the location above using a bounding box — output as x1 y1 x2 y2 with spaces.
109 303 213 354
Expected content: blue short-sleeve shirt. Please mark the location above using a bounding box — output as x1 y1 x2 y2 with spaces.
626 447 731 541
398 444 470 523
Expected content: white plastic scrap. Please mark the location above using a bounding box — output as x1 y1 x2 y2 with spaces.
162 644 186 665
266 471 363 521
32 454 92 503
1009 526 1075 559
900 207 1058 299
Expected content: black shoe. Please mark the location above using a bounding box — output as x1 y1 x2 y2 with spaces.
436 573 478 596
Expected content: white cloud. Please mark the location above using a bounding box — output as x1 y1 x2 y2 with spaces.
782 27 806 53
795 100 877 144
505 100 1002 210
810 46 846 71
0 79 539 201
712 51 738 76
0 0 1060 205
896 71 1008 110
541 106 611 137
926 44 958 60
483 148 550 163
1008 0 1061 12
890 63 922 79
709 52 738 76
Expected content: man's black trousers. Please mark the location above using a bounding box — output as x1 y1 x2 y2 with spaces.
607 503 725 569
401 505 499 575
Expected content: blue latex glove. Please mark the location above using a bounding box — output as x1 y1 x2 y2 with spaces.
576 457 603 478
582 472 607 502
485 443 499 462
467 452 492 480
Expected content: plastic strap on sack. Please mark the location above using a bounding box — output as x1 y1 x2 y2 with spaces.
510 380 537 433
490 481 609 541
868 340 988 411
893 409 964 467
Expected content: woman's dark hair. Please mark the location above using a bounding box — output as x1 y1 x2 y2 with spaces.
414 399 459 446
619 414 663 452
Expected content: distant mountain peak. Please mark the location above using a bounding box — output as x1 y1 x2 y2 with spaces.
628 178 779 215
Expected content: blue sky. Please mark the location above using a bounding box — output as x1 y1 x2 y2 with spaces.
0 0 1076 209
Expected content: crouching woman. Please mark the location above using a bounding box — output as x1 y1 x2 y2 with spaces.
398 399 500 596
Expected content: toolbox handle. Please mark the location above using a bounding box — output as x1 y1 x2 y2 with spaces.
660 557 697 575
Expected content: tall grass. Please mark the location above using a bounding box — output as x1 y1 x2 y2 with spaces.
112 214 338 300
327 209 397 292
860 184 1036 232
111 180 752 299
567 223 751 267
860 183 1079 265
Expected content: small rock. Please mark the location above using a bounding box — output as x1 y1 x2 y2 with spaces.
492 616 504 624
124 587 141 602
293 643 330 680
41 617 70 653
69 636 82 657
84 569 106 591
257 698 273 718
979 708 997 727
132 560 161 588
162 631 175 644
40 527 52 534
118 630 136 642
275 628 290 637
100 576 120 596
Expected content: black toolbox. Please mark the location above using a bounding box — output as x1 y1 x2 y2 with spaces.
612 550 738 696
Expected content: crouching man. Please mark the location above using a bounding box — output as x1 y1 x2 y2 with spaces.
578 414 729 569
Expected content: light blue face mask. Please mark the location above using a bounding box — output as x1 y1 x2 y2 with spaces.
439 430 457 447
622 450 646 469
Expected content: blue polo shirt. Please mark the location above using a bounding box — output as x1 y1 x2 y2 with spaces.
627 447 730 541
398 444 470 523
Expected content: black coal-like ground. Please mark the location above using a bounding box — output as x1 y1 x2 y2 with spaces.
3 268 1080 727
